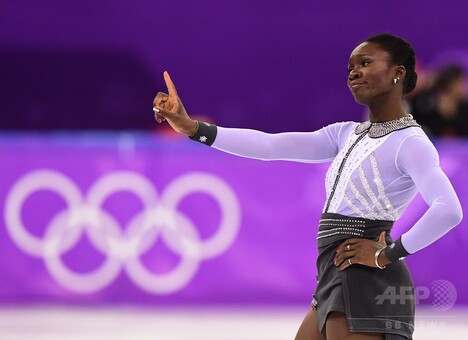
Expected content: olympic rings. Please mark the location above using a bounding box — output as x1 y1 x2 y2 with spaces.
4 170 241 295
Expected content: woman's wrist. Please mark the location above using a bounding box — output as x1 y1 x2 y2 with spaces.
188 120 218 146
187 120 199 137
376 247 391 267
383 237 411 263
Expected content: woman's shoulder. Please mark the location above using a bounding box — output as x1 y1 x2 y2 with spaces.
326 121 360 129
322 121 360 136
319 121 360 149
394 126 439 164
392 125 433 145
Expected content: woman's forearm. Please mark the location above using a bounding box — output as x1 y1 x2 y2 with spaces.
212 125 343 163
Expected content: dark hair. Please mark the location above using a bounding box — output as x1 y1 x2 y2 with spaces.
364 33 417 95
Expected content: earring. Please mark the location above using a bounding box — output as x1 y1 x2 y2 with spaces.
393 78 398 84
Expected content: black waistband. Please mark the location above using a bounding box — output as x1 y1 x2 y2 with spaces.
318 213 394 247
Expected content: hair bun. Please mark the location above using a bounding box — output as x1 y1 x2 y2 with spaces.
405 71 418 94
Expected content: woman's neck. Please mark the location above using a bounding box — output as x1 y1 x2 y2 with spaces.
368 98 408 123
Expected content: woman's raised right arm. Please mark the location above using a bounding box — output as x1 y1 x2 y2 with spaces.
212 126 342 163
154 71 350 163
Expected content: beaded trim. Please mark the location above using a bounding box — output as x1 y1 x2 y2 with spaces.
324 131 368 212
355 114 420 138
319 218 366 224
318 227 365 234
317 230 364 240
369 153 400 220
317 219 366 240
358 164 393 220
347 181 380 219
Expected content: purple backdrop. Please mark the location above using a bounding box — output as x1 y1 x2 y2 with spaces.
1 1 468 131
0 134 466 307
0 0 466 310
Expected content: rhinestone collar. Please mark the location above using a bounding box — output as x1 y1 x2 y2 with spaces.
355 114 421 138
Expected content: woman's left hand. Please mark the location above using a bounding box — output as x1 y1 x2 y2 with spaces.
334 231 388 270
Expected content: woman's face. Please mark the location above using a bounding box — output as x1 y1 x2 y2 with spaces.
347 42 398 105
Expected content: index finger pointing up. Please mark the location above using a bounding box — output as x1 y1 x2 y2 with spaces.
164 71 178 98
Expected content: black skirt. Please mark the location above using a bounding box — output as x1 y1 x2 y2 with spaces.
312 213 415 339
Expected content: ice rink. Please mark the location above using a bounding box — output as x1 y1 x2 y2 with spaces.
0 306 467 340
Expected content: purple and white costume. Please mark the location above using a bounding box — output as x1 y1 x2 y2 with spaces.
193 115 462 339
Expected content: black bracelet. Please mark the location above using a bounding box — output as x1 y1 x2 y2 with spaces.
189 121 217 146
383 236 411 263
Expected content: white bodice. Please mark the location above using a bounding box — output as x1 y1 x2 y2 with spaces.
212 121 462 254
323 123 417 221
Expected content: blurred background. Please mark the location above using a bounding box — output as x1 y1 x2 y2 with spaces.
1 1 467 339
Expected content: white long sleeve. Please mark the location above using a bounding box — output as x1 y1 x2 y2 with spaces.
212 122 357 163
397 135 463 254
